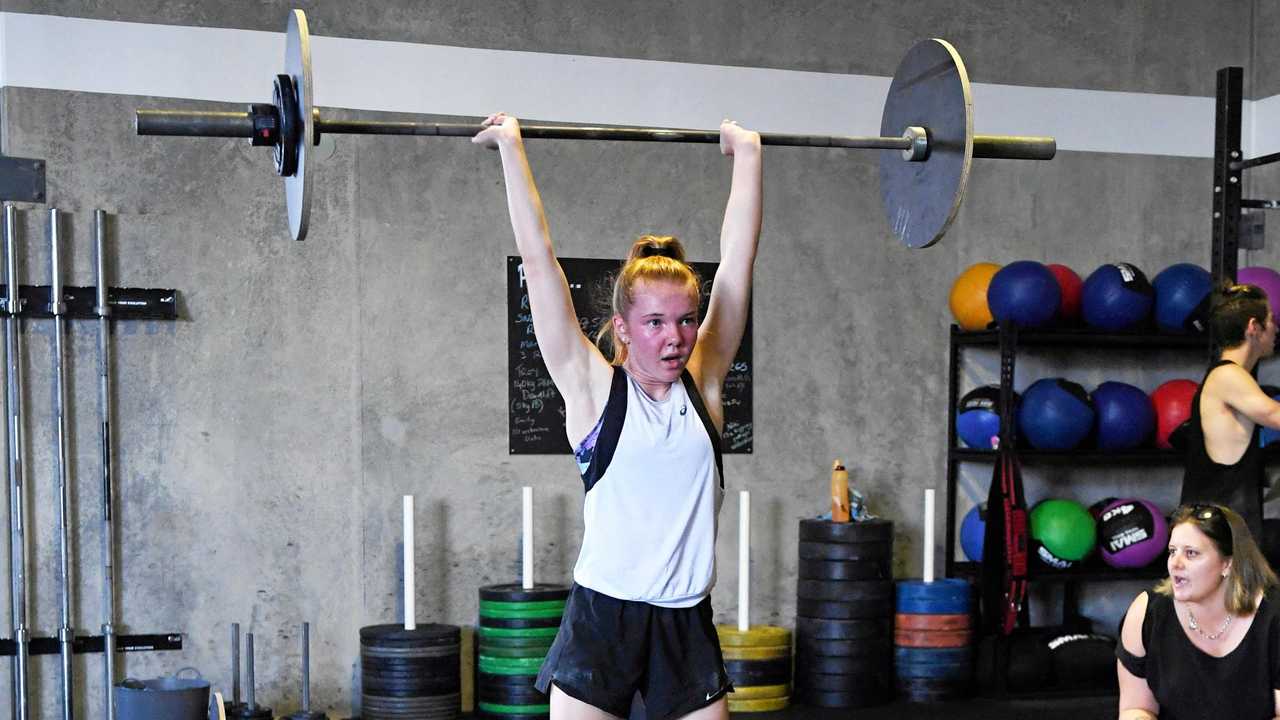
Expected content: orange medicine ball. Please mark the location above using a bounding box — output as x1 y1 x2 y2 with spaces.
950 262 1002 330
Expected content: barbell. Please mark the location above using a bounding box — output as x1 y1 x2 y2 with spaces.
135 10 1056 248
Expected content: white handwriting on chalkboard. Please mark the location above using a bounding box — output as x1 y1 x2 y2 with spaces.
724 422 753 451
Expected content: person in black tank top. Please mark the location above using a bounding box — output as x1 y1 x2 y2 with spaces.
1179 283 1280 540
1117 504 1280 720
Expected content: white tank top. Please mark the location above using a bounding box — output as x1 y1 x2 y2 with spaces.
572 369 724 607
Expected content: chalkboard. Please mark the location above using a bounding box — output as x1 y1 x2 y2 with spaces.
508 256 753 454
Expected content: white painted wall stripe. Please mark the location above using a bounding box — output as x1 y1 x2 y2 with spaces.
0 11 1273 160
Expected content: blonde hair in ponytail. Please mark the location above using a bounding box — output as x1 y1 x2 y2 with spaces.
595 235 702 365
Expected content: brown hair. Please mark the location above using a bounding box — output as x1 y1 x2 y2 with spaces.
595 235 702 365
1210 282 1270 349
1154 503 1277 615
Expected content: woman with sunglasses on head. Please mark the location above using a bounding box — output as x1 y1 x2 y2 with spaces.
1117 503 1280 720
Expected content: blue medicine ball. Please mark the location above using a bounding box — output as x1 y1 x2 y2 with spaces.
1082 263 1154 331
1018 378 1095 450
957 386 1020 449
1092 381 1156 450
1262 386 1280 448
987 261 1062 328
961 504 985 562
1152 263 1212 333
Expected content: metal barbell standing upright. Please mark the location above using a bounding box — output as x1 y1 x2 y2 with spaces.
135 9 1057 247
284 621 328 720
4 205 30 720
49 209 77 720
232 632 273 719
95 210 118 720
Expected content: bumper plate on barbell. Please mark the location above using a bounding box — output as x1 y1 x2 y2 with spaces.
879 38 972 250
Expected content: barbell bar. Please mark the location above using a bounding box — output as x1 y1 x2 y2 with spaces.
135 10 1057 248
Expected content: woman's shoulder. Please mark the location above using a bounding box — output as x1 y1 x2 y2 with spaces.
1257 587 1280 623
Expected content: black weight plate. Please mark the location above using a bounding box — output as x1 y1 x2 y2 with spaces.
724 658 790 677
796 617 891 641
360 667 461 681
797 579 894 602
477 635 558 649
358 666 463 681
725 669 790 687
362 701 460 713
478 616 563 630
477 672 540 689
798 541 893 562
361 674 460 689
361 655 459 671
362 707 460 716
361 661 461 675
362 692 460 708
363 645 460 660
361 672 462 686
479 584 571 602
477 686 550 705
361 682 461 697
363 707 460 719
473 638 547 655
476 714 549 720
796 669 891 687
795 636 892 659
798 559 889 581
363 707 458 712
879 38 972 250
797 597 893 620
794 686 892 709
793 638 885 655
795 654 882 675
361 624 460 646
798 519 893 544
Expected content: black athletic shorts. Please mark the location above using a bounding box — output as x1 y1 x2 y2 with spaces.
534 583 732 720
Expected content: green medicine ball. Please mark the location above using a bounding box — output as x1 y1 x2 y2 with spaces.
1030 499 1096 569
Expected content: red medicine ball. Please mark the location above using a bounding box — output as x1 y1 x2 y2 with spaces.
1151 379 1198 449
1047 264 1083 322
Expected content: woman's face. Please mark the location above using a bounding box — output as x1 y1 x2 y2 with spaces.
1167 521 1231 603
614 280 699 384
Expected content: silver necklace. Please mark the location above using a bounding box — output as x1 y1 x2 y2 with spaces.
1187 608 1233 641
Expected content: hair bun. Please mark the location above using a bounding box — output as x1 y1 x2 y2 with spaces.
640 244 677 259
629 235 686 264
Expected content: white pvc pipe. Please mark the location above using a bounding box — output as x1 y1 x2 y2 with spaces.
923 489 935 584
522 487 534 590
403 495 415 630
738 490 750 632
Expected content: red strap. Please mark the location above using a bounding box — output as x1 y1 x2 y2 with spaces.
1000 454 1028 633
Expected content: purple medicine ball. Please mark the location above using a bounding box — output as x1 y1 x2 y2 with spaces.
1098 498 1168 569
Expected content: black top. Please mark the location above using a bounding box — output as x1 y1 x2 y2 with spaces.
1180 360 1264 538
1116 590 1280 719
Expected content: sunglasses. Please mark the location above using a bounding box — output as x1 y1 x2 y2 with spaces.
1187 503 1222 522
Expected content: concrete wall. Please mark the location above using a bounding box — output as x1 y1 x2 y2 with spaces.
0 0 1269 716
